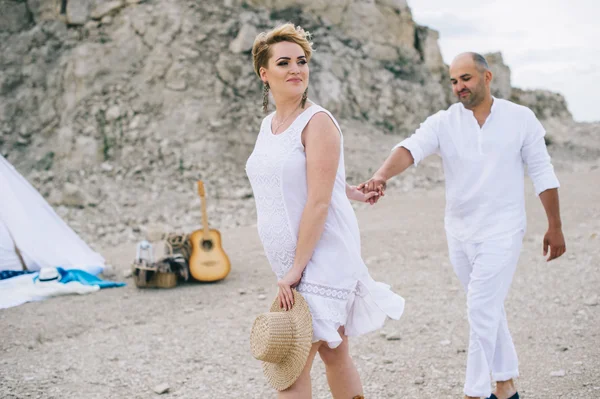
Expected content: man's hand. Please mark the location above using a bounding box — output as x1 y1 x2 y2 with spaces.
543 227 566 261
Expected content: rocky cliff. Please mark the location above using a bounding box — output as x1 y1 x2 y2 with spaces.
1 0 597 250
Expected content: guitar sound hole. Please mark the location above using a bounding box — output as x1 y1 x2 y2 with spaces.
201 240 213 251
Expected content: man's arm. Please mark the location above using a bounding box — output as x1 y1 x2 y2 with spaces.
358 147 414 194
539 188 566 261
358 114 441 195
522 110 565 261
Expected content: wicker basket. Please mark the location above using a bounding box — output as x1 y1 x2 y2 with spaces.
132 241 178 289
132 265 178 289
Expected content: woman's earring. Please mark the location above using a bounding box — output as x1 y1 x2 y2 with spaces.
301 88 308 108
263 82 270 113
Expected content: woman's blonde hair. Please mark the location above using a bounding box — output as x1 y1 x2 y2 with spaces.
252 23 313 78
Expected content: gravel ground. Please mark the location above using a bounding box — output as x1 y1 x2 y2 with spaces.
1 169 598 399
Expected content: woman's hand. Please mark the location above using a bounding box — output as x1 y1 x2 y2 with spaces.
346 184 380 203
277 268 303 311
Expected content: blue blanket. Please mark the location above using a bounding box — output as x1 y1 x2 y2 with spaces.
33 267 126 288
0 270 35 281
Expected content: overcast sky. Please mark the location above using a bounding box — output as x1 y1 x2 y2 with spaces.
409 0 600 122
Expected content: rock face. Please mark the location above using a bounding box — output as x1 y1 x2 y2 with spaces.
485 52 512 99
1 0 450 165
416 26 445 74
484 52 573 120
246 0 417 61
25 0 62 23
0 0 587 248
511 88 573 120
0 0 33 33
66 0 91 25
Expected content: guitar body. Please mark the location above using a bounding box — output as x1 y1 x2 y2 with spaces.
189 227 231 282
188 180 231 282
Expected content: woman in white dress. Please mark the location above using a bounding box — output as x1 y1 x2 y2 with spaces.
246 24 405 398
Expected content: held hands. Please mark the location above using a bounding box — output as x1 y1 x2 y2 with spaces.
357 174 387 205
346 185 380 203
543 227 566 261
277 268 303 311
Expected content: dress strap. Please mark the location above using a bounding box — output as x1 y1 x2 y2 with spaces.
290 104 343 138
260 112 276 135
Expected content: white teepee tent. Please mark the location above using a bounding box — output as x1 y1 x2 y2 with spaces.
0 155 105 274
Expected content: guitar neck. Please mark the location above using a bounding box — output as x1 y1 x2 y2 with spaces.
201 195 209 236
197 181 209 236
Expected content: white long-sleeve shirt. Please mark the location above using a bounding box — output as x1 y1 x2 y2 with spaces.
395 98 560 242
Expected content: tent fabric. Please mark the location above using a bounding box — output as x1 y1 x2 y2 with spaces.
0 218 31 271
0 155 105 274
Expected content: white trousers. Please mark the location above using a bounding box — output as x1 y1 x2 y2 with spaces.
447 230 524 398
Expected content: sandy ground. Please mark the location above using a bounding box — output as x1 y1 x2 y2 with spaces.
1 169 599 399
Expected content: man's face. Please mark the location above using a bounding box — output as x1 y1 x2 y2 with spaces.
449 56 490 109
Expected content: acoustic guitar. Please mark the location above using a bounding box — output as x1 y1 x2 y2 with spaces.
189 180 231 282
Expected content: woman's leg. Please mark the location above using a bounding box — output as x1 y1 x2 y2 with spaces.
318 327 363 398
278 342 322 399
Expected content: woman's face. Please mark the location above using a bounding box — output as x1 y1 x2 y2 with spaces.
260 41 309 100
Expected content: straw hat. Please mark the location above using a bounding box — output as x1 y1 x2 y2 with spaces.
250 289 313 391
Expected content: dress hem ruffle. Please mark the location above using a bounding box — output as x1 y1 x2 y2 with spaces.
300 274 405 349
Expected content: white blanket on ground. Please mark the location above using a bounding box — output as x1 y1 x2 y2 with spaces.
0 273 100 309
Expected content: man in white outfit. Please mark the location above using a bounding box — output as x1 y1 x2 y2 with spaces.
359 52 566 399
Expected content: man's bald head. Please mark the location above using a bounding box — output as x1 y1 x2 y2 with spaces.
451 52 489 73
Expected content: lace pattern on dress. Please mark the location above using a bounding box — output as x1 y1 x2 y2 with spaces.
296 281 353 300
246 117 303 278
297 280 357 323
298 279 368 323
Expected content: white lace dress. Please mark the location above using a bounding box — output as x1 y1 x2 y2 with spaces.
245 104 405 348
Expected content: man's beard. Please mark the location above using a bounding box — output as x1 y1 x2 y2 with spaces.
458 85 485 109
